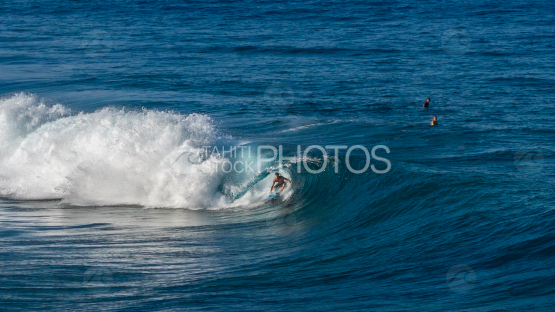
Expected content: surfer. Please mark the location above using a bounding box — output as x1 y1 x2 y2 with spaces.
423 97 430 108
270 173 292 194
430 116 438 126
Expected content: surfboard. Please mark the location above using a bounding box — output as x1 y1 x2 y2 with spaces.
269 193 279 199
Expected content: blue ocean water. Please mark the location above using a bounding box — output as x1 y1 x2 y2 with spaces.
1 0 554 311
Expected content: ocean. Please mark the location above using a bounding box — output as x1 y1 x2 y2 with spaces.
0 0 554 311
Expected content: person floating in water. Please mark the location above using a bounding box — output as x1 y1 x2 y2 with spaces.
270 173 292 194
430 116 438 126
423 97 430 108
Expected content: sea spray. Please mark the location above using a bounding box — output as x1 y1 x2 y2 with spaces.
0 94 235 208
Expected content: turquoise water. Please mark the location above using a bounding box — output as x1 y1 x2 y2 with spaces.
1 1 554 311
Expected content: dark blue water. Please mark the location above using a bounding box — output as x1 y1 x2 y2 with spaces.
1 1 554 311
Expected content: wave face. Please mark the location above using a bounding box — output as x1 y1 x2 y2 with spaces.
0 93 284 208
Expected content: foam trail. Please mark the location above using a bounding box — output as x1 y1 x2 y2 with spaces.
0 93 241 208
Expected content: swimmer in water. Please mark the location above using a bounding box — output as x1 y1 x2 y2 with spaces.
270 173 292 194
430 116 438 126
423 97 430 108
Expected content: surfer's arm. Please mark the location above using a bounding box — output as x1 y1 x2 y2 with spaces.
270 179 276 191
284 178 292 186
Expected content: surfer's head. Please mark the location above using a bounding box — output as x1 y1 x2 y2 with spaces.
426 97 430 102
275 173 279 177
433 116 437 121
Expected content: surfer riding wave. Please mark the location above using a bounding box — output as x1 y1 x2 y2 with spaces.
270 173 292 194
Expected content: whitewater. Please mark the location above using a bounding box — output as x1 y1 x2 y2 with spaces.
0 93 294 208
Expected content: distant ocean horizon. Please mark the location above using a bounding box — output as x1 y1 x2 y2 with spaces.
1 0 554 311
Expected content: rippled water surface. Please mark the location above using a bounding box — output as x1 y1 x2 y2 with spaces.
1 0 554 311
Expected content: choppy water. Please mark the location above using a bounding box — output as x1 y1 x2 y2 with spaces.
1 0 554 311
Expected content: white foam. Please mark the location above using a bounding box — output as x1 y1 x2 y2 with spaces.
0 93 278 209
